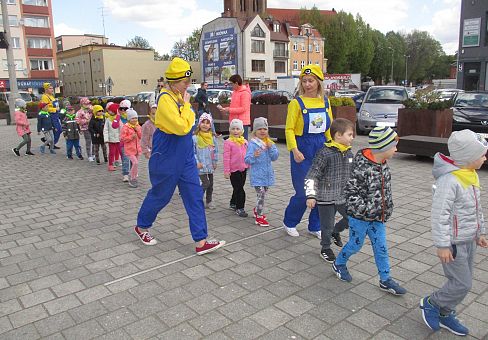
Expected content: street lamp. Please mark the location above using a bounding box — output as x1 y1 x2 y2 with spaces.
59 63 66 95
389 47 394 84
80 38 95 96
305 30 311 64
404 54 410 86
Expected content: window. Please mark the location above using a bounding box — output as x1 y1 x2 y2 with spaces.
274 61 285 73
293 42 298 51
315 61 319 65
27 37 51 49
22 0 47 5
301 44 305 52
273 23 280 32
251 24 265 38
141 79 147 85
300 60 305 69
30 58 53 70
3 59 23 71
293 60 298 70
315 44 320 52
308 61 312 65
251 39 265 53
309 44 313 52
11 37 20 48
0 15 18 26
7 0 15 4
24 16 49 28
251 60 265 72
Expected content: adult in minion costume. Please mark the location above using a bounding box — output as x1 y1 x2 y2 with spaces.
134 57 225 255
40 82 62 148
283 64 333 238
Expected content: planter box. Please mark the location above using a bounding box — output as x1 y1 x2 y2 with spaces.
251 104 288 126
397 108 453 138
331 106 357 124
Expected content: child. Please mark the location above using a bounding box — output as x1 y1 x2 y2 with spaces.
75 97 93 161
37 102 55 154
120 108 142 188
12 99 34 156
223 119 248 216
141 104 157 159
420 129 488 336
89 105 108 164
332 126 407 296
104 103 121 171
244 117 279 226
192 113 218 209
305 118 355 263
113 100 131 182
62 105 83 160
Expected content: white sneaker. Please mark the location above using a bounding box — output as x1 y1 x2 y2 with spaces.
206 202 216 210
88 156 95 162
123 175 129 182
283 224 299 237
308 230 321 239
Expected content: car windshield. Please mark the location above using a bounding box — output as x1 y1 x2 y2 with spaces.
6 92 32 102
135 93 151 101
365 88 407 103
454 93 488 108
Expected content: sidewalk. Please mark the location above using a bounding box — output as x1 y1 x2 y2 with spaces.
0 119 487 339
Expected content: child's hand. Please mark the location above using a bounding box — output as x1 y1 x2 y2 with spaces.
254 149 261 157
213 163 217 170
477 235 488 248
197 162 203 169
132 133 137 140
224 173 230 179
437 248 454 263
144 152 150 159
306 198 316 209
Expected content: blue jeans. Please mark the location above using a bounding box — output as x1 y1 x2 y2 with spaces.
120 145 130 176
66 139 82 157
335 216 391 281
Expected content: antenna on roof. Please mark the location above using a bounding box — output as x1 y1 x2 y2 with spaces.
99 6 107 41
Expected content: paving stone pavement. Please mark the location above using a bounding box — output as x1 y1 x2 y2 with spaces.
1 119 488 340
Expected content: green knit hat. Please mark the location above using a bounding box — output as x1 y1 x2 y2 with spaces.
368 126 398 153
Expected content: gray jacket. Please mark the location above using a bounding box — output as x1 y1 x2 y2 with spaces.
431 153 485 248
305 145 353 204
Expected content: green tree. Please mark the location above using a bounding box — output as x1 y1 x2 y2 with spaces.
369 30 389 84
404 30 444 83
126 36 151 49
170 28 201 61
322 11 357 73
348 14 374 75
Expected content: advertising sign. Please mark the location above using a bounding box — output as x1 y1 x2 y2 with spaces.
202 28 237 87
462 18 481 47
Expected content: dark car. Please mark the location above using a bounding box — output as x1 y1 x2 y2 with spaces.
352 92 366 112
251 89 293 104
452 91 488 138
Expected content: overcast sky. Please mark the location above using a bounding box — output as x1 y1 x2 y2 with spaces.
52 0 461 55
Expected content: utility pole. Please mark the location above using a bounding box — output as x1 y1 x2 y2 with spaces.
1 0 19 125
404 54 410 86
389 47 394 85
99 7 107 40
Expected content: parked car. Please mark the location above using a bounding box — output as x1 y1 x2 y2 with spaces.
451 91 488 138
356 86 408 134
334 89 364 98
206 89 233 104
251 89 293 104
0 91 33 103
352 92 366 112
135 91 156 106
432 88 464 101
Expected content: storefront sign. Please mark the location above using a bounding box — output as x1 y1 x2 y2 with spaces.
462 18 481 47
0 79 56 89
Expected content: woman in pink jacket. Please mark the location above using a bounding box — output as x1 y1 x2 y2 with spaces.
223 119 249 217
120 109 142 188
12 99 34 156
218 74 251 139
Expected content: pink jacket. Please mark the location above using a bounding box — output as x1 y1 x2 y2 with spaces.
141 119 156 154
120 124 142 156
223 139 248 175
228 85 251 126
75 107 92 131
14 110 31 136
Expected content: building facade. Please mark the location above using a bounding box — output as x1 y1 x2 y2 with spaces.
57 44 202 97
0 0 57 95
456 0 488 91
288 23 326 76
55 34 108 53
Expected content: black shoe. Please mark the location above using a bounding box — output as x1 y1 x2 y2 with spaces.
332 233 343 247
320 248 336 263
235 209 248 217
96 160 101 165
53 145 61 150
12 148 20 156
25 151 35 155
77 155 84 160
41 137 46 143
104 158 108 163
229 203 237 211
67 155 73 160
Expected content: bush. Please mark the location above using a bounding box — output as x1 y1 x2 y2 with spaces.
402 89 453 110
328 96 355 107
253 93 288 105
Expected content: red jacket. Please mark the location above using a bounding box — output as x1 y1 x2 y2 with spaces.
228 85 251 126
120 124 142 156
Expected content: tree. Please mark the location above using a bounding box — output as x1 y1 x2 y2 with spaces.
369 30 389 84
322 11 357 73
348 14 374 75
404 30 444 83
126 36 151 49
170 28 201 61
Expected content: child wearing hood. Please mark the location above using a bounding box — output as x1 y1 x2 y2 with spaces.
113 99 132 182
120 108 142 188
420 129 488 337
89 105 108 164
12 98 34 156
104 103 121 171
37 102 55 154
62 105 83 160
141 104 157 159
75 97 93 161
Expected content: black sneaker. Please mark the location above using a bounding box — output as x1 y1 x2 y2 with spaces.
77 155 84 160
25 151 35 156
235 209 248 217
320 248 336 263
53 145 61 150
41 137 46 143
12 148 20 157
229 203 237 211
332 233 343 247
67 155 73 159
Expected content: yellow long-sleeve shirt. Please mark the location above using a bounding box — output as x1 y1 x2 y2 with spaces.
154 90 195 136
40 93 57 114
285 96 334 151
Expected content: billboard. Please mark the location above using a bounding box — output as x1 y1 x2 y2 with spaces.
202 28 237 87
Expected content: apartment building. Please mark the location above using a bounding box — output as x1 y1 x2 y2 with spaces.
0 0 57 95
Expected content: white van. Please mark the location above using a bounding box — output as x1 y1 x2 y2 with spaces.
0 91 33 103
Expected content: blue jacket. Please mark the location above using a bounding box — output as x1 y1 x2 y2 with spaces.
244 138 279 187
37 111 53 132
192 135 219 174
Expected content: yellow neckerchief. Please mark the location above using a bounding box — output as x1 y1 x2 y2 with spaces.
229 134 246 145
120 111 128 120
127 121 139 129
452 169 480 189
252 136 274 149
196 130 214 148
325 140 351 153
95 113 104 119
149 115 155 124
106 113 117 122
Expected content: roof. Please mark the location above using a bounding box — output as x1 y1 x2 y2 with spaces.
264 19 289 42
267 8 336 26
288 25 322 39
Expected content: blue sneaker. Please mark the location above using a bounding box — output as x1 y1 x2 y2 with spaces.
420 296 440 331
379 278 407 295
49 150 56 154
39 145 45 154
332 261 352 282
440 312 469 336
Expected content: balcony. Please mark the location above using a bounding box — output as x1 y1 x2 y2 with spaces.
22 4 50 15
27 48 54 57
273 50 289 58
24 26 51 36
30 70 56 79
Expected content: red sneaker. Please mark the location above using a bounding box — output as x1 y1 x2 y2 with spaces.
134 226 157 245
108 165 116 171
196 239 225 255
255 214 270 227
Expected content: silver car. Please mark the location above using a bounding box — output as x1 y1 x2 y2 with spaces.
357 86 408 134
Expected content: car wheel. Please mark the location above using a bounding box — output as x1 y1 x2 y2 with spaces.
356 122 365 135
